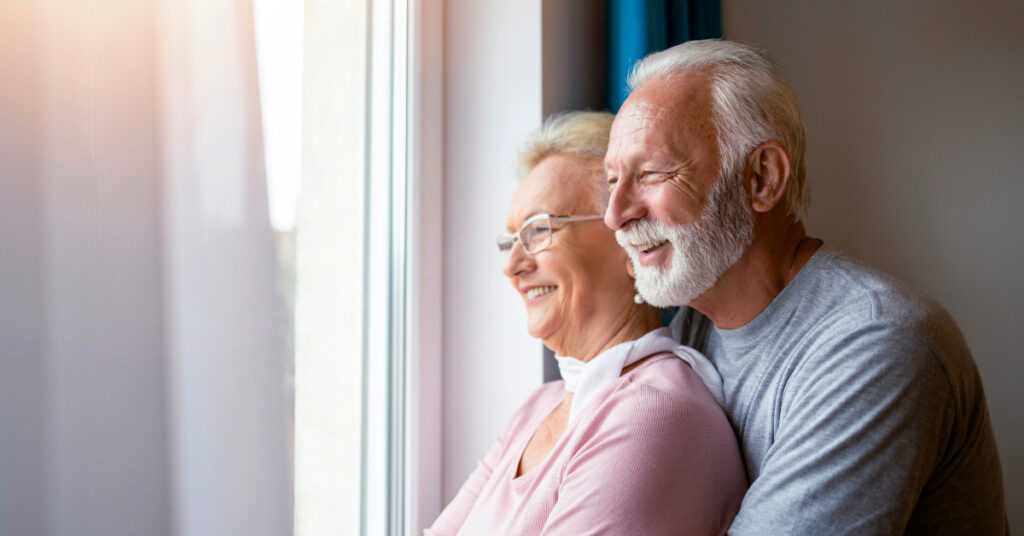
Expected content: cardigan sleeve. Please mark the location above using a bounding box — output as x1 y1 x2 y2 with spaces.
425 381 563 535
424 429 506 536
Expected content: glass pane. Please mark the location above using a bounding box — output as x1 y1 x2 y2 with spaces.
254 0 368 534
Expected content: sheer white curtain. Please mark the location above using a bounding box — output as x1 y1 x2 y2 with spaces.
158 0 291 534
0 0 291 534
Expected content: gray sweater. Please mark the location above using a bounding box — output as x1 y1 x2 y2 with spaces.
672 245 1007 535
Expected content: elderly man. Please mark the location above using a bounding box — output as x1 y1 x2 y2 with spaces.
605 40 1007 535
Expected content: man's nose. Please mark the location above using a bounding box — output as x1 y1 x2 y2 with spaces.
605 179 647 231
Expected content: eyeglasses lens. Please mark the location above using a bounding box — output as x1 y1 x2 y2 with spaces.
521 217 552 254
497 235 514 253
497 216 554 256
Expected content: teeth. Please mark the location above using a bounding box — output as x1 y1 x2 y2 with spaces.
526 286 556 300
637 241 666 253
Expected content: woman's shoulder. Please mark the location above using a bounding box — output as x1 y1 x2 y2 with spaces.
563 352 734 450
620 351 721 409
567 352 744 474
557 354 713 430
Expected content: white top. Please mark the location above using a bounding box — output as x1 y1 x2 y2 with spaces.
555 326 724 422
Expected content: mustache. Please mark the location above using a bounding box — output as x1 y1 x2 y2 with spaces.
615 219 673 252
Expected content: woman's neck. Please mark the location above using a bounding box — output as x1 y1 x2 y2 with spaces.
547 306 661 362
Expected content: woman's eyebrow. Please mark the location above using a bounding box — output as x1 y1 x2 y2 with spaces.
525 208 553 219
506 209 551 232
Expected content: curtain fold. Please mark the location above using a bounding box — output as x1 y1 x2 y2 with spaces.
0 0 291 533
607 0 722 112
157 0 292 534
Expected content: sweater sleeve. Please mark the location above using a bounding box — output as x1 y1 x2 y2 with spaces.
423 430 506 536
539 383 745 536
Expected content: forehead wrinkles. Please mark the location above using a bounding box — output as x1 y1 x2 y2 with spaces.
608 101 678 170
628 101 668 131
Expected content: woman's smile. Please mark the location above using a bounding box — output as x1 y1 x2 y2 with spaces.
523 285 557 303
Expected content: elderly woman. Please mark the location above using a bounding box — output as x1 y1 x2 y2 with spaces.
426 112 746 535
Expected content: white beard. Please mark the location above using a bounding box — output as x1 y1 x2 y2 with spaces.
615 171 754 307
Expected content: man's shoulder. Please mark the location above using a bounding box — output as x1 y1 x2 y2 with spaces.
808 248 973 368
673 246 980 395
814 248 947 325
777 247 981 416
671 246 959 342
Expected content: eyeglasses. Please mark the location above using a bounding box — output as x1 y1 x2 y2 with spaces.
497 214 603 255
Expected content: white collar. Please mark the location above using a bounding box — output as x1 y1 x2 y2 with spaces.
555 327 725 423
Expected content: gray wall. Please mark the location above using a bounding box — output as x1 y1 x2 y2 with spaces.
723 0 1023 529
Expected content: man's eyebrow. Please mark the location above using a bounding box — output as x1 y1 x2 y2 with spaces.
605 153 642 175
604 154 632 173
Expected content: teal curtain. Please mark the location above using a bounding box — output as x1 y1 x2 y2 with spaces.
608 0 722 112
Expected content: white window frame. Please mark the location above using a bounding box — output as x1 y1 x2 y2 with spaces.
364 0 443 534
404 0 444 532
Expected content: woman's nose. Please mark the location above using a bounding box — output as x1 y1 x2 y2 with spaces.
501 240 536 279
605 179 647 231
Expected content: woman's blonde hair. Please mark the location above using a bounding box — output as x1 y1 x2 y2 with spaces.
517 111 614 208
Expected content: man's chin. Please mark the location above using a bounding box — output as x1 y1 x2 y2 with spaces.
635 271 686 308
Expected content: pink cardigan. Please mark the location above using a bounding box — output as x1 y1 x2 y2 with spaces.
426 353 746 535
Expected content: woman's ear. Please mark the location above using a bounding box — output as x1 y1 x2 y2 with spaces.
626 257 636 279
746 141 791 213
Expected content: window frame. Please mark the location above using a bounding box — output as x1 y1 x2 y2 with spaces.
363 0 443 534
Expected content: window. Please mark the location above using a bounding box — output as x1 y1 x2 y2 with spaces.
254 0 441 533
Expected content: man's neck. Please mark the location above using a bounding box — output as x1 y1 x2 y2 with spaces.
691 220 821 330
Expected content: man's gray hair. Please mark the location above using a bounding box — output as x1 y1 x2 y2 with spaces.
518 110 614 208
628 39 809 220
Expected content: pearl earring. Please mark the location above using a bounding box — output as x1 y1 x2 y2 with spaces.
633 292 644 305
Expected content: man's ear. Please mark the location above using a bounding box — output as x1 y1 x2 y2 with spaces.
746 141 791 213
